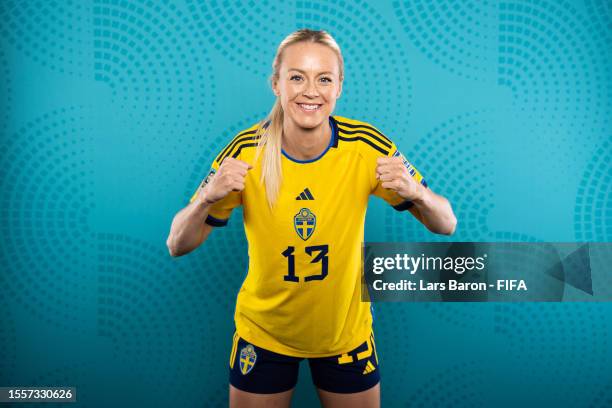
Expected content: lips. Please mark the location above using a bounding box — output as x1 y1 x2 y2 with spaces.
296 103 322 112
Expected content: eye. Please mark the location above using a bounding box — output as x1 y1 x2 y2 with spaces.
290 75 303 81
320 77 332 83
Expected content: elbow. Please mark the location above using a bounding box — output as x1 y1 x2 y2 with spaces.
439 198 457 236
440 214 457 236
166 235 182 257
444 218 457 235
166 233 200 257
429 211 457 236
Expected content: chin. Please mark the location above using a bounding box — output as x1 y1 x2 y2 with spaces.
295 118 321 129
290 109 329 129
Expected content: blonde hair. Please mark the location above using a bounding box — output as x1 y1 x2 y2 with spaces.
255 29 344 208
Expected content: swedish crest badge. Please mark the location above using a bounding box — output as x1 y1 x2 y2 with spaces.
294 208 316 240
239 344 257 375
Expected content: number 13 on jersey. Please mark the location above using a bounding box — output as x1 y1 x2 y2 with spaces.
281 245 329 282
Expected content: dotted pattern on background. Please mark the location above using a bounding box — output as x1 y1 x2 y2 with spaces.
497 0 611 181
401 362 485 407
0 107 96 333
96 232 221 408
393 0 498 80
484 243 564 301
492 230 541 242
185 0 294 78
92 0 215 198
0 44 10 132
588 382 612 408
574 138 611 242
498 0 610 124
296 0 413 131
0 0 92 78
420 234 542 330
20 363 93 408
583 244 612 301
0 1 610 407
584 0 612 45
0 279 17 383
420 303 487 330
494 303 609 408
383 111 495 242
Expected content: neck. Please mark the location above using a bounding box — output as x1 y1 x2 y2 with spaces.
282 118 331 161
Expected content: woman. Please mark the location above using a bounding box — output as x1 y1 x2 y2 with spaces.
167 29 456 408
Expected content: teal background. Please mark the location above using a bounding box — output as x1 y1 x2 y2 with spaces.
0 0 610 407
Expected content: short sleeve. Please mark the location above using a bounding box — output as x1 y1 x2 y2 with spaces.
371 141 428 211
188 155 242 227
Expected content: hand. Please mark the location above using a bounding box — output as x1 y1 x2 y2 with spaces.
376 156 424 201
199 158 252 205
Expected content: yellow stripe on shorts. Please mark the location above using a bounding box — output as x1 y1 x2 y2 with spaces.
371 333 378 365
229 331 239 369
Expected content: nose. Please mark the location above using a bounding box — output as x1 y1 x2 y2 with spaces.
303 80 319 98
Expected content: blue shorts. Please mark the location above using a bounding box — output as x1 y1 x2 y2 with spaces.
229 330 380 394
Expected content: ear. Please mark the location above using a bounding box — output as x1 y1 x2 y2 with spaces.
272 79 280 97
336 79 343 100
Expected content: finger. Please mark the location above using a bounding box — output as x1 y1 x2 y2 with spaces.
220 157 234 167
376 157 394 166
377 167 406 181
376 157 404 168
233 174 248 184
228 166 248 177
221 157 248 168
232 158 253 170
231 180 245 191
377 163 405 175
376 156 403 165
222 173 241 185
403 174 418 185
381 180 399 190
222 161 250 176
224 175 242 187
376 164 405 174
379 172 400 182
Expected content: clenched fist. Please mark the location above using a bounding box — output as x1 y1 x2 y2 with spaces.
199 157 252 205
376 156 424 201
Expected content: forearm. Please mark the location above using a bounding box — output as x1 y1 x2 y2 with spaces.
411 187 457 235
166 196 212 257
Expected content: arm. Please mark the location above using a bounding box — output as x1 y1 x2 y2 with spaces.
377 156 457 236
166 195 216 257
166 157 252 257
407 187 456 235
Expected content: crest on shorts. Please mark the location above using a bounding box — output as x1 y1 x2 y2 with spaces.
239 344 257 375
294 208 316 240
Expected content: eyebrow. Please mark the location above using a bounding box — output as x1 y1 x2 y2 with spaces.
288 68 334 75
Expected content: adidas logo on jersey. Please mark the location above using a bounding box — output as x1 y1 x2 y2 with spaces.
295 188 314 200
362 360 376 375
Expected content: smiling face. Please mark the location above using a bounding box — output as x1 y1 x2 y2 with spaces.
272 42 343 130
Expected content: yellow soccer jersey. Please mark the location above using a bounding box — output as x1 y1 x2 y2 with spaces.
189 115 428 357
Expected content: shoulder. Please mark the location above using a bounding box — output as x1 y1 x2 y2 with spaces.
332 115 396 158
213 121 264 166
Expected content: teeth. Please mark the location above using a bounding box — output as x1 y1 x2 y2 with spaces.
299 104 320 111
